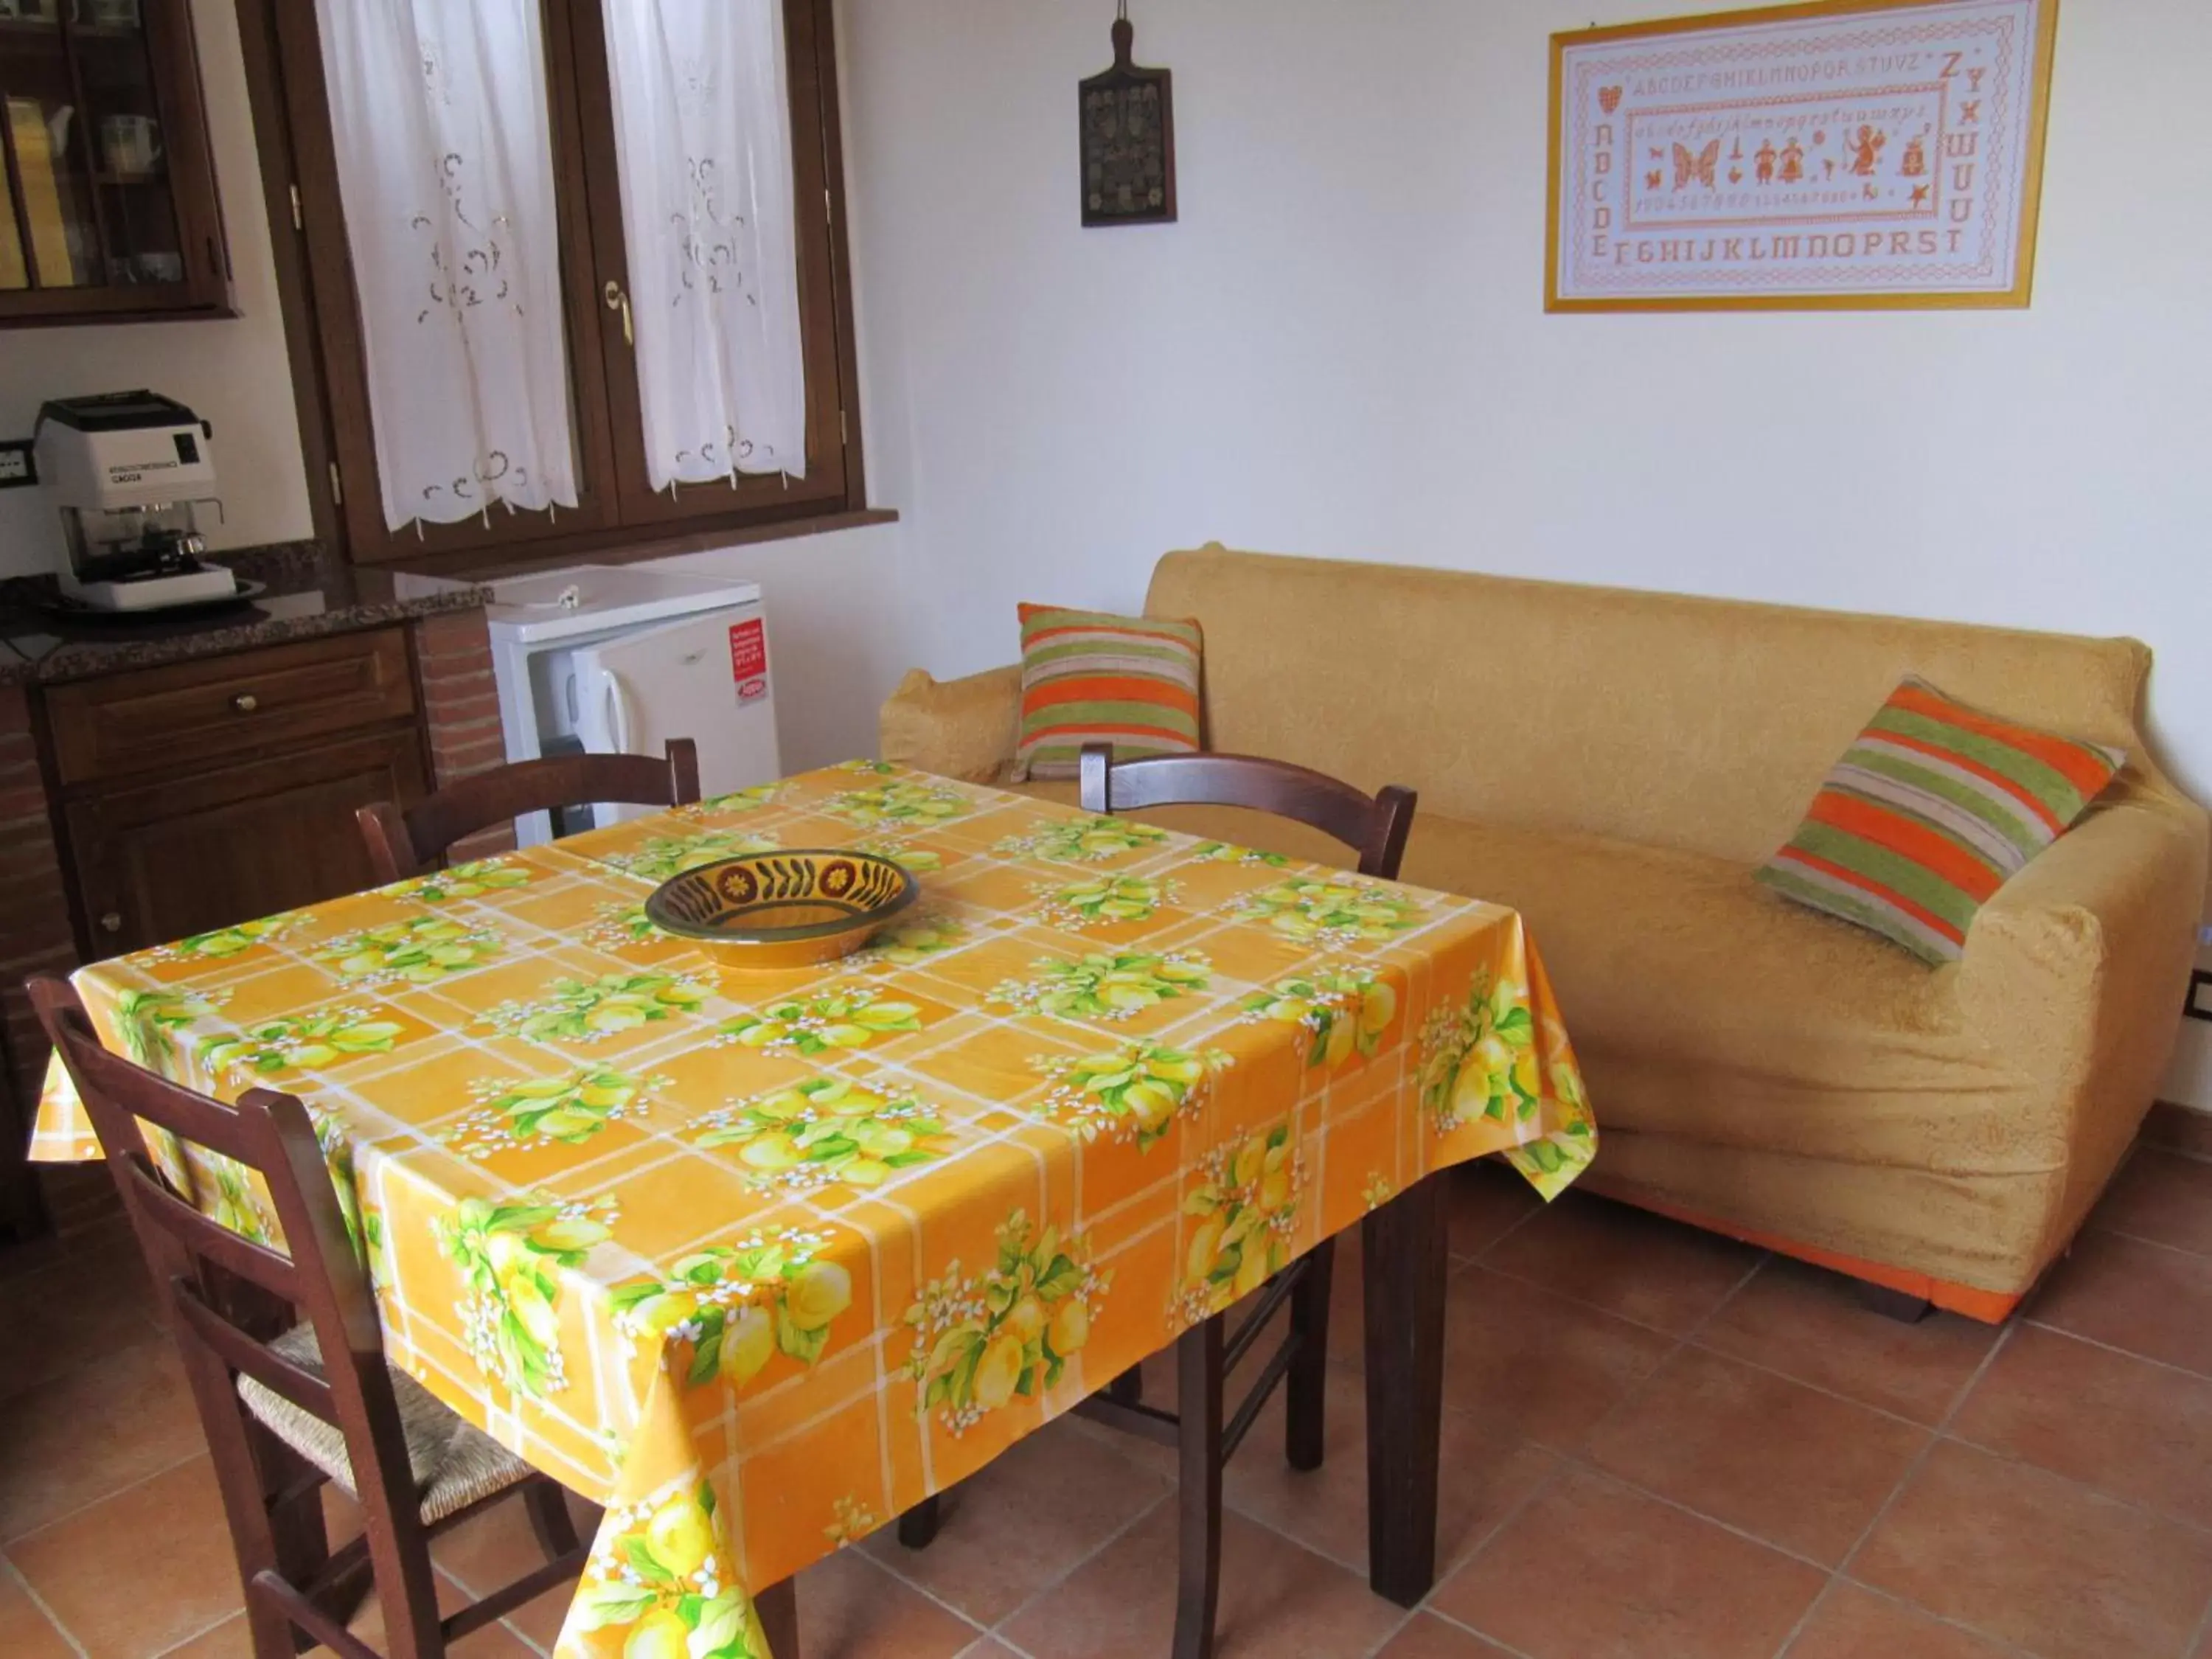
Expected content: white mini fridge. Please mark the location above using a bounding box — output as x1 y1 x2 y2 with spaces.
484 566 782 846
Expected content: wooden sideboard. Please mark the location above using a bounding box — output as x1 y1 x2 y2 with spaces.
44 628 426 956
0 604 508 1244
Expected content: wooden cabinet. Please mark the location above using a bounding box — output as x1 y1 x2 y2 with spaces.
63 728 425 955
0 0 232 325
41 627 431 959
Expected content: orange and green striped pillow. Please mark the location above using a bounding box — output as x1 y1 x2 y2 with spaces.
1013 604 1203 781
1756 677 2125 964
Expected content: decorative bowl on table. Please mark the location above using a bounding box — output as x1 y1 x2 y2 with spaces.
644 850 919 970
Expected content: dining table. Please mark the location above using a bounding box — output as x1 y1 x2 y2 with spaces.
30 759 1597 1659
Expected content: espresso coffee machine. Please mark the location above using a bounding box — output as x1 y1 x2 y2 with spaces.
32 390 235 611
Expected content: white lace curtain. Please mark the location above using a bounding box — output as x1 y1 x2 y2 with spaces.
315 0 579 531
602 0 809 490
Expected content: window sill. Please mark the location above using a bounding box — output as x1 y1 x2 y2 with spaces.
380 506 900 583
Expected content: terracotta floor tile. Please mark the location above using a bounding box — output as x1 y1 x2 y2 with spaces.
2142 1105 2212 1164
0 1335 207 1543
20 1144 2212 1659
344 1567 538 1658
859 1416 1169 1626
1950 1324 2212 1531
0 1565 75 1659
158 1611 258 1658
1221 1359 1557 1573
1439 1268 1676 1450
1374 1613 1517 1657
1697 1256 1999 1425
1784 1584 2012 1659
7 1455 241 1658
1430 1468 1824 1659
998 1500 1403 1659
794 1545 981 1659
1444 1161 1543 1259
1855 1439 2212 1659
1481 1192 1761 1335
2032 1228 2212 1377
428 1485 588 1650
1586 1346 1928 1565
0 1251 161 1403
2092 1147 2212 1256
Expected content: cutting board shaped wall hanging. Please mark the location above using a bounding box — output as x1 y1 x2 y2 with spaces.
1080 8 1176 226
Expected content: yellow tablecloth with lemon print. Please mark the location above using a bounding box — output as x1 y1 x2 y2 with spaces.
32 761 1595 1659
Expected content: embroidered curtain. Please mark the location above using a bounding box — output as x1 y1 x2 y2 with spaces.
602 0 809 490
314 0 578 530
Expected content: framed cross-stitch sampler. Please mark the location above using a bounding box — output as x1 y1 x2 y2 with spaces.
1546 0 2059 312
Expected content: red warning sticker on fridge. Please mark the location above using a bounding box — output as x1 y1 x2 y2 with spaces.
728 618 768 700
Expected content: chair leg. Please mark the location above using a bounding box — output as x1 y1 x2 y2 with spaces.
523 1477 582 1559
754 1576 799 1659
1173 1314 1225 1659
1285 1237 1335 1472
897 1494 942 1550
1107 1366 1144 1406
240 1585 297 1659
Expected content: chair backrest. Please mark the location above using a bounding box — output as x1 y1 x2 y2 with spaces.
1078 743 1417 880
358 737 702 880
29 975 447 1659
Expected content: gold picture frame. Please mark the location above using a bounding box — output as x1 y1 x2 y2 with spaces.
1545 0 2059 312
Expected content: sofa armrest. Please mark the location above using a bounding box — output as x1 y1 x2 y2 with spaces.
1958 790 2209 1089
879 664 1023 782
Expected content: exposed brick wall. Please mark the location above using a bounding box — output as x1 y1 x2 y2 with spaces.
415 608 517 863
0 682 77 1239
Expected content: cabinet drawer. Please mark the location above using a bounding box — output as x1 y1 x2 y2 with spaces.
44 628 417 787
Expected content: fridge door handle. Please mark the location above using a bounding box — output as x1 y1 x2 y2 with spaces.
600 668 636 755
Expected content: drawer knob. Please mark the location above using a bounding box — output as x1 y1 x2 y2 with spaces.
232 692 260 714
100 911 122 933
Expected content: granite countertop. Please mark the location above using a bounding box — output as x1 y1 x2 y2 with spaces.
0 543 490 688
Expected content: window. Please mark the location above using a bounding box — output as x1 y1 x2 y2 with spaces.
239 0 863 566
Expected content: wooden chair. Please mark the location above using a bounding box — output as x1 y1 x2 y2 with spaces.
356 739 701 881
29 975 594 1659
902 745 1417 1659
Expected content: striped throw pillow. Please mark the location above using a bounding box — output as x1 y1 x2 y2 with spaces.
1013 605 1203 780
1756 677 2125 964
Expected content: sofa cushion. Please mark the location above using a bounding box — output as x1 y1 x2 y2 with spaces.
1013 605 1203 780
1006 777 2045 1180
1142 546 2151 865
1758 676 2126 965
1398 813 2075 1175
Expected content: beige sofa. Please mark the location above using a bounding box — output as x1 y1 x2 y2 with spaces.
880 546 2209 1318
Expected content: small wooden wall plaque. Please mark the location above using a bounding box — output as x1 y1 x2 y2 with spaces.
1080 12 1176 227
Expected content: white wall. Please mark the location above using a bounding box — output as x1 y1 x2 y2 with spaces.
0 0 313 574
839 0 2212 780
834 0 2212 1095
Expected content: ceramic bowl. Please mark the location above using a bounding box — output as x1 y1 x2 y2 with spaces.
644 849 919 971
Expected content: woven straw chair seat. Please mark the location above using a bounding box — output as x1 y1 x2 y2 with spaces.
238 1326 537 1523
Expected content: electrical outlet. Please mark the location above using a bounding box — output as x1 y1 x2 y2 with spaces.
0 439 34 489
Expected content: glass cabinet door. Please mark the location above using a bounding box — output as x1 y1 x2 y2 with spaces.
0 0 229 321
